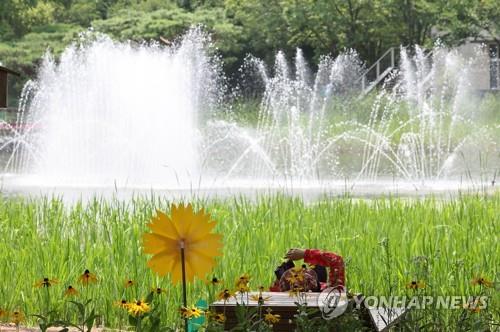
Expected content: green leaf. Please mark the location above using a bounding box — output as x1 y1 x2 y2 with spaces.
129 314 138 326
85 309 96 331
146 291 154 304
69 301 85 318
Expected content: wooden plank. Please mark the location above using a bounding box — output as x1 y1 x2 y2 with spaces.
0 66 20 76
0 71 7 108
369 307 407 331
211 292 320 331
212 291 320 307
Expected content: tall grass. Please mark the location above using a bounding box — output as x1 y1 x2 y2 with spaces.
0 193 498 329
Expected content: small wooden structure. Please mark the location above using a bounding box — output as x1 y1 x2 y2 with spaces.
0 65 20 108
211 292 323 331
211 291 405 331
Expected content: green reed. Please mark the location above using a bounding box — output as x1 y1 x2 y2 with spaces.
0 192 498 329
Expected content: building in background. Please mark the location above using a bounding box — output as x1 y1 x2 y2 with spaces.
0 65 20 108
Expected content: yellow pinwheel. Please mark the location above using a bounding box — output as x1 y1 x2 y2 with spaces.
143 203 223 284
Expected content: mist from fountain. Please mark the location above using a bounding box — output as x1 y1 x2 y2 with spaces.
4 28 222 188
1 29 497 195
357 45 498 184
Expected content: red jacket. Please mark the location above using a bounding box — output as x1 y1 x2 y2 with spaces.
304 249 345 288
269 249 345 291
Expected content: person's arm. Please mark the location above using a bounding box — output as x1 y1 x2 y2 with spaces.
303 249 345 287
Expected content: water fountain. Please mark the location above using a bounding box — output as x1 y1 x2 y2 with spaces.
1 29 497 197
3 29 222 189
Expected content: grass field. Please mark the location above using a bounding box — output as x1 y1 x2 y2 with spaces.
0 192 498 330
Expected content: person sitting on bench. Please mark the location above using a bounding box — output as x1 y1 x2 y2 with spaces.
270 248 345 292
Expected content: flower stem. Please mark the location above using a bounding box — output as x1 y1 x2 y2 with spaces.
180 242 188 332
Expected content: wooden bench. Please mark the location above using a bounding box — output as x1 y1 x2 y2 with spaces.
211 292 319 331
211 292 406 331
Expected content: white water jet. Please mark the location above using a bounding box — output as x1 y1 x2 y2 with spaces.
1 31 497 195
6 29 221 188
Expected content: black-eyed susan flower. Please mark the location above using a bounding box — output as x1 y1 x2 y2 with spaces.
78 269 98 285
471 276 493 288
208 276 223 286
250 294 271 305
113 299 129 309
127 299 150 317
0 308 7 318
180 306 191 319
151 287 166 295
179 305 203 319
406 280 426 290
235 273 250 293
463 297 485 314
264 308 280 324
236 274 250 286
34 277 59 288
288 286 303 297
237 283 250 293
462 302 481 313
189 306 203 318
124 279 135 288
64 285 79 297
217 289 234 301
143 204 223 284
212 312 226 323
286 268 304 284
10 310 25 325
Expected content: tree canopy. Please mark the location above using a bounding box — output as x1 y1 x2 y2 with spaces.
0 0 498 80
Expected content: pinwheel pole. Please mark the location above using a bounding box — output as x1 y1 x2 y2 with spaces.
180 240 188 332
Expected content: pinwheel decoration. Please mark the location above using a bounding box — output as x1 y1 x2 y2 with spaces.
143 203 223 330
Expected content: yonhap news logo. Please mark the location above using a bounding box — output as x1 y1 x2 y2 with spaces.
317 288 490 320
317 285 349 319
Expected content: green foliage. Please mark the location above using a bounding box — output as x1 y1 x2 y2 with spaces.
0 23 81 75
0 0 497 85
0 194 498 330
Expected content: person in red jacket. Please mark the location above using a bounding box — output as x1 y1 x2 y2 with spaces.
270 248 345 292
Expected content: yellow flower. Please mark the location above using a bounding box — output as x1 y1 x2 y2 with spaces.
237 284 250 293
189 306 204 318
462 302 481 313
127 299 150 317
212 312 226 323
78 269 98 285
151 287 167 295
180 305 204 319
235 273 250 292
288 286 303 297
143 204 223 284
237 273 250 284
34 277 59 288
10 310 25 325
217 289 234 301
114 299 129 309
124 279 135 288
406 280 426 290
286 270 304 284
250 294 271 305
208 276 223 286
180 306 190 319
264 308 280 324
471 276 493 288
463 298 484 313
64 285 79 297
0 308 7 318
